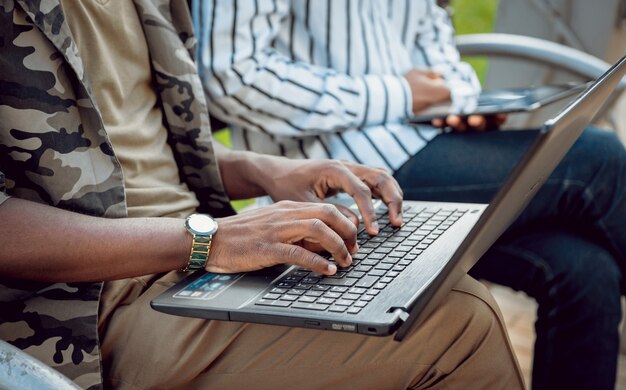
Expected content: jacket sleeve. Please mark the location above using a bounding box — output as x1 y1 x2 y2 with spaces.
194 0 412 137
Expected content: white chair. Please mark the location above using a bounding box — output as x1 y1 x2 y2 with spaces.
0 340 81 390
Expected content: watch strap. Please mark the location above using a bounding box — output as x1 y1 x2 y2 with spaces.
182 233 213 271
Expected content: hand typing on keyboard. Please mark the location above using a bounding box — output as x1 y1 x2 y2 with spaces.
256 206 467 314
204 156 403 276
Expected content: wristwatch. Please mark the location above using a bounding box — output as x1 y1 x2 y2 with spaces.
182 213 218 271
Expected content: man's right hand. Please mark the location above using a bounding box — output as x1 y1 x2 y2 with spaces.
404 68 451 113
208 201 359 276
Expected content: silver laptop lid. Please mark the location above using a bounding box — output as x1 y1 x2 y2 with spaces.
394 54 626 341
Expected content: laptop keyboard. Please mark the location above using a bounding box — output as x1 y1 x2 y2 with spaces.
254 205 468 315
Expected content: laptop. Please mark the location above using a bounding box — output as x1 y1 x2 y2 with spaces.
405 83 589 124
152 55 626 342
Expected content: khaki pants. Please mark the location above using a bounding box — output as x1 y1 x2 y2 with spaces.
99 272 524 389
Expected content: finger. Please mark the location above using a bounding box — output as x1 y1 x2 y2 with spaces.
446 115 467 132
356 170 403 227
275 243 337 275
467 115 487 131
273 201 358 251
281 219 352 267
456 120 468 133
301 241 325 254
425 69 443 79
432 118 445 128
446 115 461 127
332 204 360 229
319 164 380 235
492 113 508 128
327 204 359 253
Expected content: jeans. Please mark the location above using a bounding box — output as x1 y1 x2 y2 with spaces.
393 127 626 390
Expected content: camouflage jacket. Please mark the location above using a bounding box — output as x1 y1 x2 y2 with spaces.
0 0 234 388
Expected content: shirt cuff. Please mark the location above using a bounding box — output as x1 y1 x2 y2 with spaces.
356 75 413 127
445 79 479 115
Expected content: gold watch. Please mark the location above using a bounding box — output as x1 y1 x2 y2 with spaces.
182 213 218 271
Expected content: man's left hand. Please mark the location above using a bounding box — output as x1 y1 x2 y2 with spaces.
263 159 403 236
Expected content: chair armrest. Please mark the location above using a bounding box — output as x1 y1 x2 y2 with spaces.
455 33 626 91
0 340 81 390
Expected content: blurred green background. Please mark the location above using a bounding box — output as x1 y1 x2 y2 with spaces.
452 0 499 83
215 0 499 210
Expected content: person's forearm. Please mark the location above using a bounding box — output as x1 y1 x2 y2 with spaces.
214 142 284 200
0 198 191 282
199 0 411 137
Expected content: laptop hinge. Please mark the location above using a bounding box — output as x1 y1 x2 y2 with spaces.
389 307 410 322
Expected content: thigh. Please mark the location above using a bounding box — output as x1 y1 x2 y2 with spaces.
394 129 540 203
471 226 623 306
100 274 523 390
395 127 624 207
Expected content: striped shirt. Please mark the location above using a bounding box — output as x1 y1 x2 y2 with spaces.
194 0 481 172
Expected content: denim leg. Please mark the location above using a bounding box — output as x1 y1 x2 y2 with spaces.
394 127 626 389
472 228 622 390
395 127 626 270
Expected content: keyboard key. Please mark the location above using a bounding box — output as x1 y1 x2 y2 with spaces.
329 305 347 313
262 293 281 300
319 277 357 287
381 257 399 264
348 271 366 279
291 302 330 311
355 276 379 288
255 299 291 307
354 265 373 272
298 296 317 303
304 290 324 297
347 307 362 314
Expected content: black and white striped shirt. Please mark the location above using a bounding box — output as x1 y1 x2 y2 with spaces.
194 0 480 172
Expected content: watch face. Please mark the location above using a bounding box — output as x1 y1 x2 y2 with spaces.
186 214 218 235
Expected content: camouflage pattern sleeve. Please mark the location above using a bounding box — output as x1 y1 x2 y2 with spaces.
1 1 235 388
135 0 235 218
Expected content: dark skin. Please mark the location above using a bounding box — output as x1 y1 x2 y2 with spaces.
404 68 508 132
0 144 403 282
